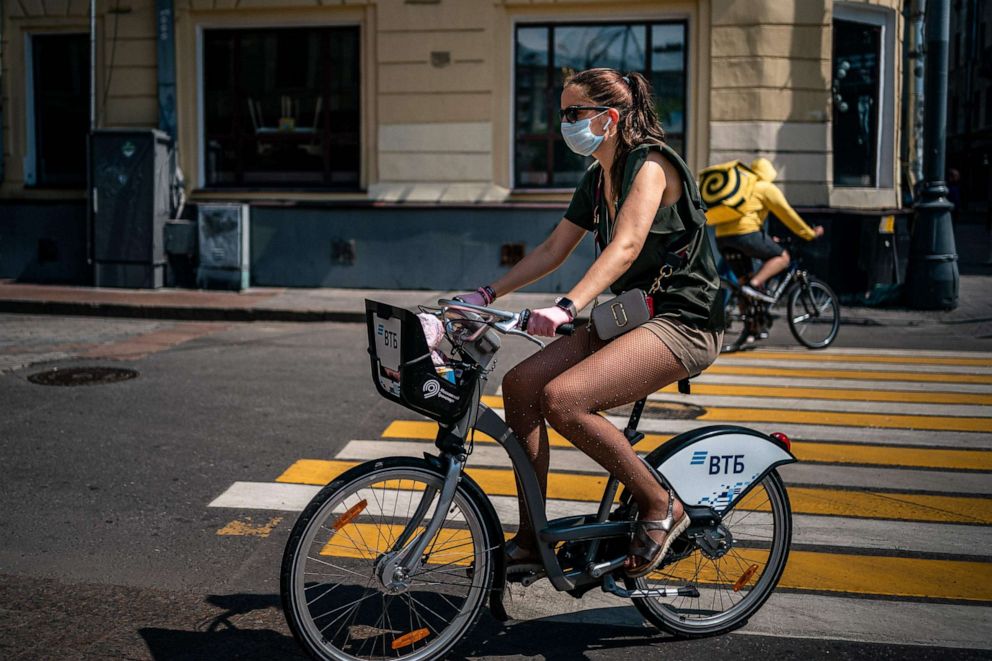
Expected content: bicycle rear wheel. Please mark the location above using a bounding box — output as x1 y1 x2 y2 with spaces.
720 286 752 353
625 470 792 638
787 276 840 349
281 457 497 660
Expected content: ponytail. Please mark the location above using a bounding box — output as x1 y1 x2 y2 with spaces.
611 72 665 200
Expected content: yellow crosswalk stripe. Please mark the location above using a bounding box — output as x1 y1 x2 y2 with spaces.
276 460 992 525
657 382 992 406
381 420 992 471
706 364 992 384
724 350 992 368
480 395 992 433
697 407 992 433
317 523 992 602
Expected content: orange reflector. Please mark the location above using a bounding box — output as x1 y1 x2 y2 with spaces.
391 627 430 650
331 499 368 531
733 563 759 592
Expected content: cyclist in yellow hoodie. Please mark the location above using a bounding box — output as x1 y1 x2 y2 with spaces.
709 158 823 302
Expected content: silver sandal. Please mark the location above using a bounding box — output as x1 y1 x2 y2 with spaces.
625 487 690 579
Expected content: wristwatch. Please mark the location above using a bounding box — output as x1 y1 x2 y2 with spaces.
554 297 577 320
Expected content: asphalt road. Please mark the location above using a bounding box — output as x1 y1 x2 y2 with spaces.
0 313 990 660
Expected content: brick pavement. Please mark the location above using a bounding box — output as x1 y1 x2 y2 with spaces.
0 315 227 373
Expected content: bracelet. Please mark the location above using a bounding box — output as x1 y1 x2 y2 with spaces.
477 285 496 305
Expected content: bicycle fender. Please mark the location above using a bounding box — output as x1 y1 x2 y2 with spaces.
648 425 796 514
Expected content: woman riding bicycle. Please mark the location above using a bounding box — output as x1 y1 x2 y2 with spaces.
456 68 724 578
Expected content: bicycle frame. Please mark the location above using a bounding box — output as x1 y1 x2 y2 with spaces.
372 298 795 597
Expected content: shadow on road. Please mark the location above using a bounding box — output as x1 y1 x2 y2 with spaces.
139 592 663 660
452 608 669 660
140 593 305 660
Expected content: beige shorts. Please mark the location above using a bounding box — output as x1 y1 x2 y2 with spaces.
641 315 723 377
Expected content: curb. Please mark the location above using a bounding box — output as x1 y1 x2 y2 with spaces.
0 299 367 323
1 298 978 328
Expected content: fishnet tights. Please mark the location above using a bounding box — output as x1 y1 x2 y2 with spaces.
501 325 689 548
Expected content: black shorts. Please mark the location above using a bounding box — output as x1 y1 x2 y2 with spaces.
717 232 784 261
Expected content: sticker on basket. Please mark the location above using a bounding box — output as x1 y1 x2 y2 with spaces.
375 315 402 371
422 378 458 404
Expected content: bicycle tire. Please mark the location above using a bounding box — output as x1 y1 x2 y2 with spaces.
624 470 793 638
787 276 840 349
281 457 499 661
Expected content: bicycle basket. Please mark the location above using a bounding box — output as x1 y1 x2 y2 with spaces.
365 299 479 424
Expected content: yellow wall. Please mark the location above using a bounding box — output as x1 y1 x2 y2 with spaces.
1 0 904 209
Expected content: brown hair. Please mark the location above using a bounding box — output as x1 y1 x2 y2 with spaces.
565 68 665 203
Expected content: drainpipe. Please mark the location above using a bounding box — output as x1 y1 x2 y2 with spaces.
906 0 959 309
911 0 927 188
155 0 184 219
0 0 5 183
87 0 97 281
155 0 177 142
901 0 927 202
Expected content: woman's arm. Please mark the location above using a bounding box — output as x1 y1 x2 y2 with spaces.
562 154 666 310
488 219 588 298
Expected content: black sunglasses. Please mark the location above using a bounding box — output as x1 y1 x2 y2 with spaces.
559 105 610 124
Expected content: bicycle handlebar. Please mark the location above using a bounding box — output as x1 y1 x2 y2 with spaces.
437 298 574 347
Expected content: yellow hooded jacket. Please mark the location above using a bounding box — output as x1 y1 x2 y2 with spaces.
706 158 816 241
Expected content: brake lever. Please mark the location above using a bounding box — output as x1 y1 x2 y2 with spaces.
493 315 546 349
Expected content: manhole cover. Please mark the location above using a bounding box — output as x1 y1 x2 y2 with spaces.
28 366 139 387
641 400 706 420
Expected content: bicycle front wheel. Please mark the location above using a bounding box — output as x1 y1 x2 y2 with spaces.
626 470 792 638
281 457 497 661
787 276 840 349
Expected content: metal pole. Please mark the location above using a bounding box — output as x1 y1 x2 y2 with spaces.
906 0 959 309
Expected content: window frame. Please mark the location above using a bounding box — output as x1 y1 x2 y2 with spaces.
195 21 363 191
509 18 689 192
23 31 90 189
831 3 896 192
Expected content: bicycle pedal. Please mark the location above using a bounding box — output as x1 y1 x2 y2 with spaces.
505 565 545 587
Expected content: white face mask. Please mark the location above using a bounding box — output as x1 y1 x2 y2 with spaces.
561 111 611 156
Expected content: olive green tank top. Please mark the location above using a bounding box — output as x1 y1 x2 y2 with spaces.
564 143 724 332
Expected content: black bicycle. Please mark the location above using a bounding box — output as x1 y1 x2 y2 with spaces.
719 237 840 352
280 299 796 660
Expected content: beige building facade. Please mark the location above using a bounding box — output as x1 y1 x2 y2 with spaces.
0 0 910 289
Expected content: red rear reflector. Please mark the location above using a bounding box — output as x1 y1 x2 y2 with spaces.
770 432 792 451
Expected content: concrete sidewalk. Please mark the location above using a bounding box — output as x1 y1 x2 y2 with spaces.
0 276 989 326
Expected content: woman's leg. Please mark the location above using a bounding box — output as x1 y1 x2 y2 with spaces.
501 326 601 553
540 327 689 571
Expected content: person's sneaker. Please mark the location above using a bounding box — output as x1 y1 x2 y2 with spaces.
741 284 776 303
758 330 770 340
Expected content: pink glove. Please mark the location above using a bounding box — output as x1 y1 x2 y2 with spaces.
453 291 488 306
527 306 573 337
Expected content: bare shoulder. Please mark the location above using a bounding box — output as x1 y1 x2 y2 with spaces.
642 147 683 205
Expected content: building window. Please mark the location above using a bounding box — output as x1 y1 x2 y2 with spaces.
832 18 882 187
513 21 687 189
202 26 360 189
26 33 90 187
